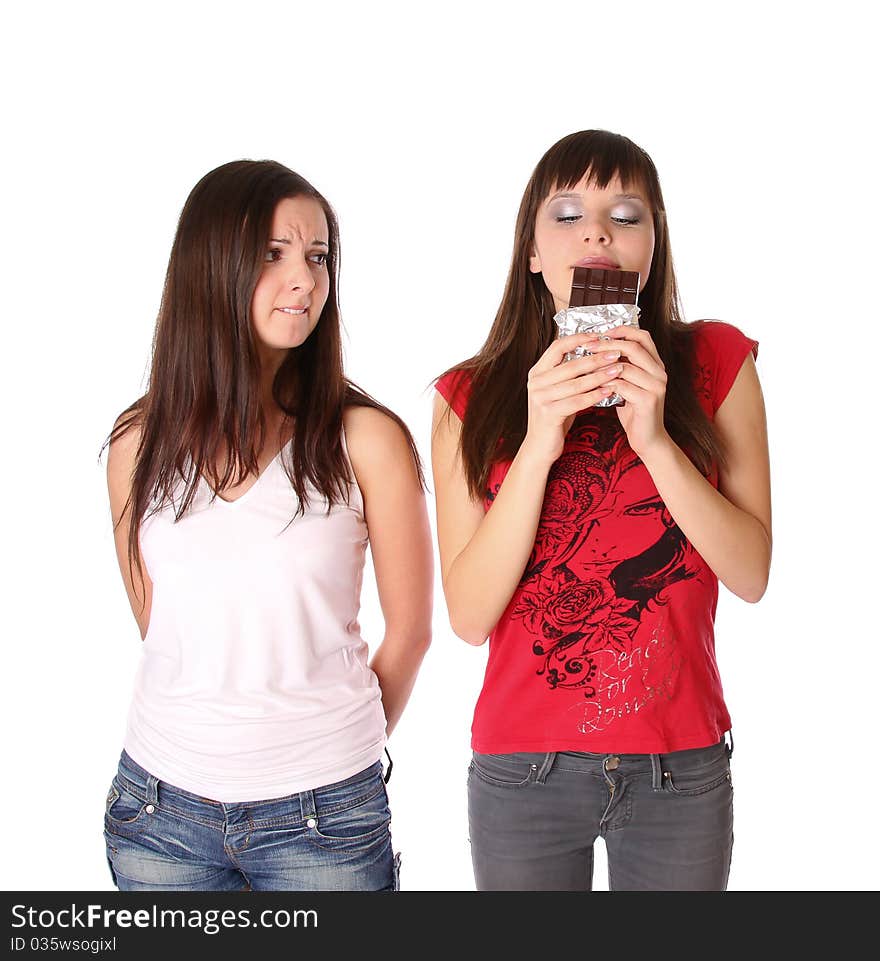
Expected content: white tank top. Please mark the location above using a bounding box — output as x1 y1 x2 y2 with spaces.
123 428 386 802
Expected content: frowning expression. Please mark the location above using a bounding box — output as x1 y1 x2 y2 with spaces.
250 196 330 364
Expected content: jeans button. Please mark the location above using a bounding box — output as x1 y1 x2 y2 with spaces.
306 818 317 828
604 757 620 771
145 804 155 814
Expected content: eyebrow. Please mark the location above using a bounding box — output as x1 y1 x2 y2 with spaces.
269 238 329 248
547 191 646 203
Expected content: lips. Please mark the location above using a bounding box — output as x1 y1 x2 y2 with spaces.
276 306 308 314
574 257 620 269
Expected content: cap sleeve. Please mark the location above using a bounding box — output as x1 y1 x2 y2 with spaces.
435 368 473 422
694 321 759 414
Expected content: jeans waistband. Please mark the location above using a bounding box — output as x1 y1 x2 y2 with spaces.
116 750 386 814
475 735 731 792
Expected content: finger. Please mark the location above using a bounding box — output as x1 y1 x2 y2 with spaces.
601 326 663 366
541 362 623 402
532 348 622 387
601 325 652 344
597 335 665 378
601 377 651 406
532 334 603 374
551 384 620 417
610 362 661 393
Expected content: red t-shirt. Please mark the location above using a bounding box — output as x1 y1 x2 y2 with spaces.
436 321 759 755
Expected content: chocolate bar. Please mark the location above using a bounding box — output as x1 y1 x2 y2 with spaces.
569 266 639 307
554 267 641 409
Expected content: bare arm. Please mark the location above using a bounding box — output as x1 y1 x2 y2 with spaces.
106 417 153 640
431 334 623 645
637 353 772 602
343 405 433 736
431 396 552 645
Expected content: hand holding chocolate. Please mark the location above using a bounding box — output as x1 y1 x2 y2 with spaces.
554 266 640 408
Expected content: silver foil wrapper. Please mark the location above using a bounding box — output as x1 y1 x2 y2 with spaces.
553 304 641 408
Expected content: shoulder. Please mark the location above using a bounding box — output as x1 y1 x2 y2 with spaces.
688 320 760 414
692 320 758 362
342 404 417 478
343 402 408 446
106 409 143 520
434 366 474 422
107 409 143 476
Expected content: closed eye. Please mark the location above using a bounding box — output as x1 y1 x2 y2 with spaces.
623 496 664 516
556 215 640 225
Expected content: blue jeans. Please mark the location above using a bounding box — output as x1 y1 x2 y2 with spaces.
104 751 400 891
468 737 733 890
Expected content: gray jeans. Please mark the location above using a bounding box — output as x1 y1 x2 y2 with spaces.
467 737 733 891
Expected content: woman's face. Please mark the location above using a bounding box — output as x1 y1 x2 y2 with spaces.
530 173 655 313
250 196 330 366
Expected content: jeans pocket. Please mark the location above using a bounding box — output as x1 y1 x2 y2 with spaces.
105 778 149 832
663 752 732 797
469 752 534 789
309 782 392 851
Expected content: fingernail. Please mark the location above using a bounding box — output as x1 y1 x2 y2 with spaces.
603 351 620 361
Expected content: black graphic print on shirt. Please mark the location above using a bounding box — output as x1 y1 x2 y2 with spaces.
492 414 703 720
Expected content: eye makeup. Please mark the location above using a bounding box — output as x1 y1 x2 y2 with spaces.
610 204 643 224
545 196 647 226
549 201 583 223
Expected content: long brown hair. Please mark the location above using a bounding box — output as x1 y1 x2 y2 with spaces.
437 130 724 501
102 159 424 600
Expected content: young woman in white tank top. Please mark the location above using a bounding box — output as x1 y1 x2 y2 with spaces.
101 160 432 892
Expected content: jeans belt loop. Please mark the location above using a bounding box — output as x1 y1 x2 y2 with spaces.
535 752 556 784
650 753 663 792
145 774 160 805
300 789 317 822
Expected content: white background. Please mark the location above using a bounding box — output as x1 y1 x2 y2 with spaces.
2 1 877 892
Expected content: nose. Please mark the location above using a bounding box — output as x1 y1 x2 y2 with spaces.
286 255 316 294
581 215 610 245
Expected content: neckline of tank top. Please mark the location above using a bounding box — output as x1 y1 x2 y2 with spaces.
205 437 293 508
199 424 356 508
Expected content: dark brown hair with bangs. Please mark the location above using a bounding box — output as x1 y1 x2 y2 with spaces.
436 129 724 500
102 159 424 603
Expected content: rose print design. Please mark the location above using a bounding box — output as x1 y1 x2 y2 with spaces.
513 570 638 696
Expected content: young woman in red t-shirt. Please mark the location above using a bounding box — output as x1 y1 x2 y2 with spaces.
432 130 771 890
